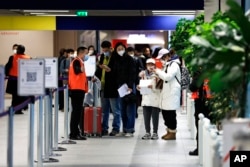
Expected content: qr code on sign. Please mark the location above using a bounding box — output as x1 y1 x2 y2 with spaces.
45 67 51 75
26 72 37 82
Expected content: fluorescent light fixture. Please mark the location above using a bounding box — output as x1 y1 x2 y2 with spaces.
23 10 70 13
152 10 196 13
127 34 164 44
35 14 77 16
152 10 196 15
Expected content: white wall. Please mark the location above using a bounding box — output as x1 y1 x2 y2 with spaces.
0 31 54 65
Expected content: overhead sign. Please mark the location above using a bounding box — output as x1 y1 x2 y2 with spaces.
76 11 88 17
56 15 195 30
0 66 4 112
44 58 58 88
18 59 45 96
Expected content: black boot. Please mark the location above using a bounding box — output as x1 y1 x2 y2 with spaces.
189 148 198 156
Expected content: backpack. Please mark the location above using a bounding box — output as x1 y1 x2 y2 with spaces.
169 61 190 90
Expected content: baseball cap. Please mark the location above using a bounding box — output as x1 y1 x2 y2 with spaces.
156 48 169 59
146 58 155 64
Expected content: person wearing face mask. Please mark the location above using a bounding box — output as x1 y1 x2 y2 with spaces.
5 44 31 114
137 58 161 140
110 42 137 137
68 46 89 140
127 46 144 118
59 48 75 85
93 40 121 136
154 48 181 140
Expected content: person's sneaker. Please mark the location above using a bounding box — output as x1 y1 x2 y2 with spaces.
115 132 126 137
141 133 151 140
101 130 109 136
109 131 119 136
151 133 159 140
124 133 134 137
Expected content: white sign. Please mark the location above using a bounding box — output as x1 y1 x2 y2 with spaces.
44 58 58 88
0 65 4 112
84 56 96 77
18 59 45 96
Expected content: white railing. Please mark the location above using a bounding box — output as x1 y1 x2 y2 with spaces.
198 113 222 167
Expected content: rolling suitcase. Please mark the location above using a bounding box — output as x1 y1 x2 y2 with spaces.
84 106 102 137
83 80 102 137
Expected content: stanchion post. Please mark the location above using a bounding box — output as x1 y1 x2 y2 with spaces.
59 85 76 144
7 107 14 167
48 89 61 157
35 96 44 166
43 89 59 163
53 88 67 151
28 97 35 167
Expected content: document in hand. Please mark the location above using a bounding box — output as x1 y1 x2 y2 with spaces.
118 83 130 97
139 79 153 95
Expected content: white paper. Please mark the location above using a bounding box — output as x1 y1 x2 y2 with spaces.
118 83 130 98
139 79 153 95
44 58 58 88
84 56 96 77
18 59 45 96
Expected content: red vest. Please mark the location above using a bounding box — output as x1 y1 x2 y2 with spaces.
9 54 31 77
68 57 88 92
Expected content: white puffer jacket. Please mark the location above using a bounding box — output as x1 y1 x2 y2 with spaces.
155 58 181 110
139 70 161 108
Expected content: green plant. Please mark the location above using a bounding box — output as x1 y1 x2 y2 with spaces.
189 0 250 120
170 14 204 73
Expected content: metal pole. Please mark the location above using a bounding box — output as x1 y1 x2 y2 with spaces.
28 97 35 167
7 107 14 167
53 88 67 151
36 96 44 167
43 90 59 163
48 90 61 157
59 85 76 144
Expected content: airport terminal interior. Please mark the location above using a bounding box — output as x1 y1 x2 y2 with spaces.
1 0 250 167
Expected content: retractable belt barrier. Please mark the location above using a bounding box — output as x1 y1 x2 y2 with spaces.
0 77 71 167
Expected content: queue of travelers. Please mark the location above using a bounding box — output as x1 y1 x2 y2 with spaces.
5 42 205 157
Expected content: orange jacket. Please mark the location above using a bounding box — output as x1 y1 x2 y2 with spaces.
191 79 212 99
68 57 88 92
9 54 31 77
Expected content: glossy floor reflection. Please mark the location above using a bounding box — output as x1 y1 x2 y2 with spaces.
0 99 199 167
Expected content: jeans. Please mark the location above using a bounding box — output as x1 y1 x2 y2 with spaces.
120 99 136 133
143 106 160 133
101 91 121 132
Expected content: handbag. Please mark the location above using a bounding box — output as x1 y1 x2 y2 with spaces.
156 79 163 90
123 93 137 103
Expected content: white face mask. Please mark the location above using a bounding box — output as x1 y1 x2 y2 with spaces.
88 50 94 55
13 49 17 54
129 54 134 57
118 50 125 56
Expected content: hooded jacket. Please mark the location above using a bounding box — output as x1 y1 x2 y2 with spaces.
155 56 181 110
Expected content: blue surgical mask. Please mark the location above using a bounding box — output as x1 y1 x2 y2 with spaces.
84 55 89 61
104 52 109 57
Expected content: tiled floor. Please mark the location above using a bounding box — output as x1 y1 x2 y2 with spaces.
0 99 199 167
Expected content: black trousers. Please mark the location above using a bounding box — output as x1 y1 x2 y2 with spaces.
161 110 177 130
69 90 85 137
194 99 210 149
12 92 29 112
58 80 64 110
